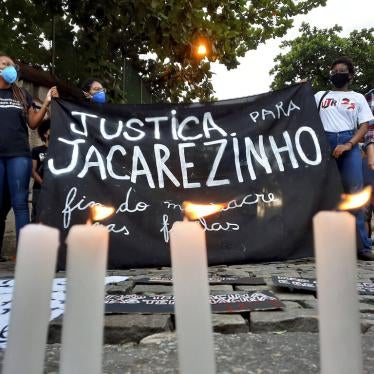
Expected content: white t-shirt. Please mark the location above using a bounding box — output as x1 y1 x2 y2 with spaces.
314 90 374 132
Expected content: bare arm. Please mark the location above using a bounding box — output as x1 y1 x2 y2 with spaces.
366 143 374 170
27 86 58 129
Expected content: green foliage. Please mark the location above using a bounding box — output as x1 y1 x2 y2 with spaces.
1 0 326 102
270 23 374 93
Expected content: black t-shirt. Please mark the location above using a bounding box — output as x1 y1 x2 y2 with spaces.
0 87 33 157
31 145 48 190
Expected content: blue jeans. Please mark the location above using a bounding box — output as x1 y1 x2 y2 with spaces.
0 157 31 242
326 131 372 251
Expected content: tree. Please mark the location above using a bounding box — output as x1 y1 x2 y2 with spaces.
270 23 374 93
1 0 326 102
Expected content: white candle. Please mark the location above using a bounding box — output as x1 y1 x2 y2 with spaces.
170 220 216 374
59 224 109 374
313 211 362 374
3 224 59 374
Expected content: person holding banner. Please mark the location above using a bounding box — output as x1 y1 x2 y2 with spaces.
364 89 374 170
362 89 374 239
315 57 374 260
0 53 58 243
82 79 107 104
0 99 46 260
31 119 50 222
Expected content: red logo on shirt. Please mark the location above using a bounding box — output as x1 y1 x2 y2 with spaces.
341 98 356 110
321 98 337 108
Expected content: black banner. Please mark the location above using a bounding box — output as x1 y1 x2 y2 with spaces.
39 83 342 269
272 276 374 295
105 291 284 314
133 275 266 285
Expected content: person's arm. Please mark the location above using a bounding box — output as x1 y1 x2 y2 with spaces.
364 123 374 170
366 144 374 170
27 86 58 129
332 122 368 158
31 159 43 185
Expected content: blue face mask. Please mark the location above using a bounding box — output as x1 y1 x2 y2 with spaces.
1 66 18 84
92 90 106 104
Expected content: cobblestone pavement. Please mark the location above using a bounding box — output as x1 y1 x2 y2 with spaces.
1 258 374 373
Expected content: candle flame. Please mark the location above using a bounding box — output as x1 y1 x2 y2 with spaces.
338 185 372 211
90 205 115 222
183 202 225 220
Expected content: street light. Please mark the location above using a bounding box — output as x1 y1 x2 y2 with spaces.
196 42 208 58
193 37 210 59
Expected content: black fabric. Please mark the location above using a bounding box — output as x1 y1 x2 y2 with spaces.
39 83 343 270
0 87 33 157
31 145 47 189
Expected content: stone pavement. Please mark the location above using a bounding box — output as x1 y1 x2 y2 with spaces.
1 258 374 373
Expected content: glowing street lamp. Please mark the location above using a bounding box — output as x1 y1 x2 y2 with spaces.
196 43 208 57
193 37 210 59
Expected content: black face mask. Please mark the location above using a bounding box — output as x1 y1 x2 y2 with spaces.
330 73 350 88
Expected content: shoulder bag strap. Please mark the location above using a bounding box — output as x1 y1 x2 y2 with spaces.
318 90 329 112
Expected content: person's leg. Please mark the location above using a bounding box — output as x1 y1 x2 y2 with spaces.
336 134 372 251
362 157 371 236
0 182 12 260
362 156 374 239
369 204 374 239
0 159 7 259
0 159 5 208
364 205 372 238
6 157 31 242
31 188 40 223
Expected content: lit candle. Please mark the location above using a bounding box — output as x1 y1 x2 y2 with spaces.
3 224 59 374
59 206 112 374
313 187 371 374
170 202 223 374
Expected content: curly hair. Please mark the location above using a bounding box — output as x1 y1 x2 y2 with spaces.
331 56 355 75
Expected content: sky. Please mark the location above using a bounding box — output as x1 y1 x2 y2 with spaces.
211 0 373 100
